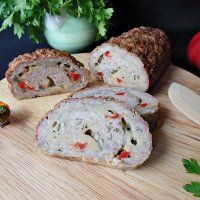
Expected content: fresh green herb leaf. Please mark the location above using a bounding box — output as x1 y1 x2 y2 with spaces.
64 0 113 40
182 158 200 198
0 12 14 31
183 158 200 175
14 23 24 38
0 0 113 43
183 182 200 197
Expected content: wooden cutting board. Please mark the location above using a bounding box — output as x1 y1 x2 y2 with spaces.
0 53 200 200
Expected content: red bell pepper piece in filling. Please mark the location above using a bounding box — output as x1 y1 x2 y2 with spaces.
115 92 125 96
105 51 110 58
27 85 35 90
18 81 35 90
117 78 123 83
107 113 120 119
119 150 130 160
18 81 26 89
68 71 81 81
140 103 148 108
97 72 103 77
74 142 87 151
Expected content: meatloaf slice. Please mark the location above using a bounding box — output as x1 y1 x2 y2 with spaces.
72 85 159 130
89 26 171 91
36 98 152 169
6 48 90 100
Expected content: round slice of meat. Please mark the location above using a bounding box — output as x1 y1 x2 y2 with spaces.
89 26 171 91
36 98 152 169
6 48 90 99
72 85 159 130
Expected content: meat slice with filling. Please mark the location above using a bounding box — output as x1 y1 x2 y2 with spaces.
89 26 171 91
36 98 152 169
72 85 159 130
6 48 90 99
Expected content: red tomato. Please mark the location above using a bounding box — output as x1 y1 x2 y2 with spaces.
187 32 200 69
119 150 130 160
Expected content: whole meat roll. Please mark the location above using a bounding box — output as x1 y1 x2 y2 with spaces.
36 98 152 169
72 85 159 130
89 26 171 91
6 48 90 99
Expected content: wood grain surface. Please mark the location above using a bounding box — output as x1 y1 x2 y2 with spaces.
0 53 200 200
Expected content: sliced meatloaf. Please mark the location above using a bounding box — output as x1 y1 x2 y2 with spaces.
72 85 159 130
89 26 171 91
36 98 152 169
6 48 90 99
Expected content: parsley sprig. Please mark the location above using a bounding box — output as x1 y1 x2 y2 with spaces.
183 158 200 198
184 182 200 197
183 158 200 175
0 0 114 43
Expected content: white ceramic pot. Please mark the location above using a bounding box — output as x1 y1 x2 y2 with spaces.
44 13 96 53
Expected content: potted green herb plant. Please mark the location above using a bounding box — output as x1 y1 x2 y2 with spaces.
0 0 113 52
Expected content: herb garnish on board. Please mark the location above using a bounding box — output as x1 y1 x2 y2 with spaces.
183 158 200 198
